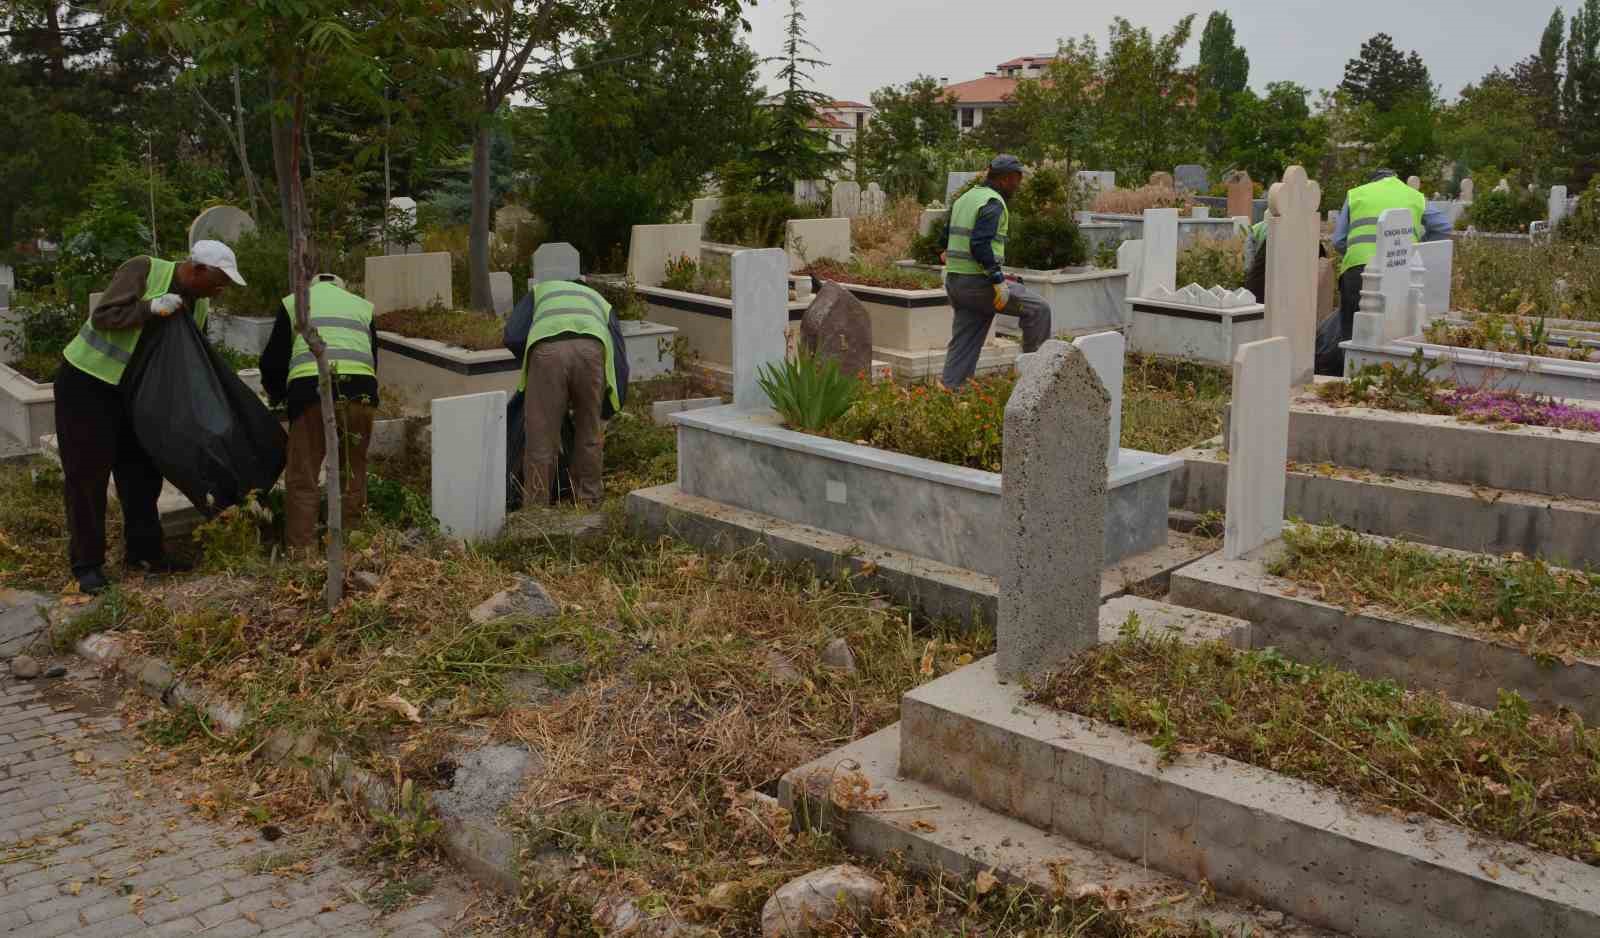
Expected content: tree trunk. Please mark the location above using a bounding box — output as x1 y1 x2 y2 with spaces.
270 111 295 226
468 115 493 311
232 67 262 220
286 77 344 611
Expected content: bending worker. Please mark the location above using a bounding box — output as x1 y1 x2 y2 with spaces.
942 154 1051 389
512 280 627 506
1320 169 1453 375
260 274 379 551
55 240 246 594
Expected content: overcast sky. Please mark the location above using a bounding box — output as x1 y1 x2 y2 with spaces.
741 0 1558 104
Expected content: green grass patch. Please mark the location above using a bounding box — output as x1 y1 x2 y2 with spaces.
1271 525 1600 660
1032 630 1600 865
801 258 944 291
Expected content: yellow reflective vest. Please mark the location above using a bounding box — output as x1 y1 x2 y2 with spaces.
946 185 1009 276
281 283 376 382
62 257 210 386
1340 177 1426 274
520 281 620 412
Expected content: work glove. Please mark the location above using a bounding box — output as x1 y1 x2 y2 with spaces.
150 293 184 317
992 281 1010 312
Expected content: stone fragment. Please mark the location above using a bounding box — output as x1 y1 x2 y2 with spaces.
432 744 537 822
820 638 857 674
42 664 67 679
1223 337 1292 560
998 341 1108 681
799 282 873 379
470 574 560 624
10 653 39 679
765 650 803 687
761 865 887 938
351 571 382 592
501 507 608 547
0 589 50 660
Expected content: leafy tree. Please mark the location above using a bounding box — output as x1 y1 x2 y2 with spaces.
858 76 959 199
1197 11 1249 159
1340 33 1434 112
1516 9 1566 143
744 0 842 194
1097 16 1204 181
1442 70 1546 178
1012 36 1102 171
1223 82 1324 184
1566 0 1600 184
521 6 762 266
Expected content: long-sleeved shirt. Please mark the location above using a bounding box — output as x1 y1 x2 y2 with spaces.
92 256 205 331
1331 201 1453 254
259 306 379 423
969 197 1007 284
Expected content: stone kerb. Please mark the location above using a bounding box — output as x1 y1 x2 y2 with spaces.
1222 337 1291 560
431 390 507 541
627 223 701 290
1265 166 1321 385
731 248 789 411
187 205 256 248
998 340 1108 681
532 242 580 284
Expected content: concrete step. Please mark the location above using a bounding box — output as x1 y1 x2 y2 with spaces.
780 725 1336 938
1170 540 1600 723
1174 441 1600 569
890 654 1600 938
627 483 1217 630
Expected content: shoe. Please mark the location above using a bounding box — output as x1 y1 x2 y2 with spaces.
76 568 112 596
125 555 194 576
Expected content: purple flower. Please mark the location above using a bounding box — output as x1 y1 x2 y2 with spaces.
1442 388 1600 432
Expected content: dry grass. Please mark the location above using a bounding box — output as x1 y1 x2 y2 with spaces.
850 196 924 267
1033 630 1600 866
1090 186 1195 216
373 305 504 352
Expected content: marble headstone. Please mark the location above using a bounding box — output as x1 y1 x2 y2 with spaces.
431 391 507 541
831 181 862 218
1072 330 1124 469
1174 164 1209 193
862 182 886 216
1459 178 1475 204
1116 240 1145 300
1137 208 1179 298
946 172 980 203
1550 185 1570 228
1226 171 1254 219
1264 166 1322 384
998 340 1108 682
1223 337 1292 560
731 248 789 411
188 205 256 248
533 242 581 284
489 271 514 316
1367 207 1417 342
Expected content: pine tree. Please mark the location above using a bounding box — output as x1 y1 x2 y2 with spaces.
750 0 842 194
1198 12 1250 161
1566 0 1600 184
1340 33 1434 112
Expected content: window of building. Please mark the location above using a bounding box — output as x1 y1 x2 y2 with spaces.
961 108 974 129
855 112 864 130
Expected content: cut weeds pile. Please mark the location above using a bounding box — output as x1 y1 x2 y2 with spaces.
1270 525 1600 661
1032 631 1600 866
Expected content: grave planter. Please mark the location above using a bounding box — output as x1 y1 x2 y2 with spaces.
378 322 680 411
0 361 55 449
999 267 1131 335
671 404 1181 574
635 284 806 387
1126 294 1266 364
1083 212 1240 248
1343 332 1600 402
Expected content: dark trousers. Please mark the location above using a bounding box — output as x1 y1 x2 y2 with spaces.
54 362 165 577
284 400 374 550
524 337 606 505
1316 265 1368 376
942 274 1051 388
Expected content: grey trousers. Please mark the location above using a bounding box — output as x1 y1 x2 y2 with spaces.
942 274 1052 388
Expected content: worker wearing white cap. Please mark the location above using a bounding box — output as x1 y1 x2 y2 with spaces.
54 239 247 595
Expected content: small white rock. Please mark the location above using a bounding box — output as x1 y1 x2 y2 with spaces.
10 654 39 680
820 638 857 674
761 865 886 938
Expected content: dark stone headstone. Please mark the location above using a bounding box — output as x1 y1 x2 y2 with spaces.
1174 164 1210 194
800 282 874 378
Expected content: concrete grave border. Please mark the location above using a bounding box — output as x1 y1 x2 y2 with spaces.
893 655 1600 938
0 361 55 450
1170 538 1600 722
1345 332 1600 402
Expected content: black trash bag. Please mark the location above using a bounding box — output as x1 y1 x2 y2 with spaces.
1314 309 1348 376
505 390 574 511
120 310 287 516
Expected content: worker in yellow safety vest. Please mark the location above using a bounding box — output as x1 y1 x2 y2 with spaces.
942 154 1052 388
1321 169 1452 374
259 275 380 551
55 240 246 595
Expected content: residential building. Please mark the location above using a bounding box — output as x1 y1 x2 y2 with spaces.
941 54 1054 131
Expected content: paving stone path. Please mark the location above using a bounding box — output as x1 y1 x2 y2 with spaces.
0 662 483 937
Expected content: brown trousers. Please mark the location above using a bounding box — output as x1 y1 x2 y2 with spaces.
524 337 605 505
285 401 375 549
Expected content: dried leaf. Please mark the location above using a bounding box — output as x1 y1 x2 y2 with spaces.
71 751 93 764
378 694 422 724
919 640 938 676
663 841 689 854
975 870 998 895
909 819 937 833
67 882 82 896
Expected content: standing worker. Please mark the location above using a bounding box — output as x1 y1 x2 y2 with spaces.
55 240 247 594
942 154 1052 389
260 274 379 552
513 280 628 506
1320 169 1453 374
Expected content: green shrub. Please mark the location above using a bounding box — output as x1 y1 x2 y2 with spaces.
831 375 1009 471
1560 177 1600 245
705 192 822 248
757 352 860 432
1466 187 1545 233
367 475 436 531
1 301 79 382
1175 237 1246 289
223 227 292 318
1009 207 1087 270
661 255 699 292
908 217 948 266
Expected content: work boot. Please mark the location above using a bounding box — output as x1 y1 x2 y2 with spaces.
125 555 194 576
76 568 112 596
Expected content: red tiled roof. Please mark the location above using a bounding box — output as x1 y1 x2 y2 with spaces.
829 100 871 109
995 54 1054 69
809 113 853 130
942 75 1020 105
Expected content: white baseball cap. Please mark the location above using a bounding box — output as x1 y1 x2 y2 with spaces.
190 239 247 286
